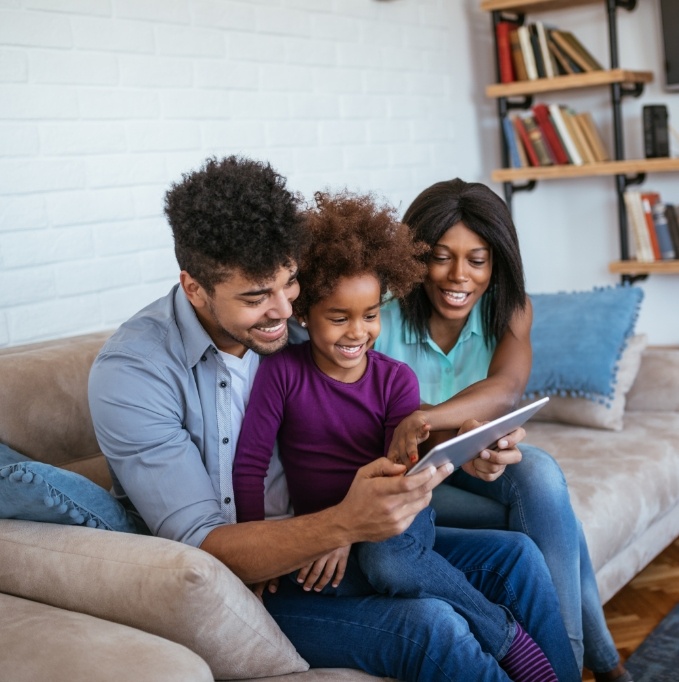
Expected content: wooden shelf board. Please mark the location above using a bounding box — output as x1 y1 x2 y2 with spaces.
491 158 679 182
481 0 600 13
609 260 679 276
486 70 653 99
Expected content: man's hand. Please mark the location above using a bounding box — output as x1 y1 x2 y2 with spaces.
387 410 432 467
296 545 351 592
333 458 452 544
460 420 525 482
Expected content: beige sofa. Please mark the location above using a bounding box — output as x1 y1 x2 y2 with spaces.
0 331 678 681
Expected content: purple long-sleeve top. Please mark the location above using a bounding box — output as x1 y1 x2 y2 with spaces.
233 341 420 521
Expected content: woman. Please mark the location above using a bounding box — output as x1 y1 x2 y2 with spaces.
374 178 632 682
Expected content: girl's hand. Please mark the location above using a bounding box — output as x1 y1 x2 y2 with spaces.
296 545 351 592
460 421 525 482
251 577 280 601
387 411 432 468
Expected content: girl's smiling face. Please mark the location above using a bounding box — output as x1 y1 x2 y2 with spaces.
302 273 382 383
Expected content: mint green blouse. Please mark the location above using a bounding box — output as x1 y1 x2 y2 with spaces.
374 298 495 406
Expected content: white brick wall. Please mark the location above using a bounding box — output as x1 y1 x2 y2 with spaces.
0 0 463 346
1 0 676 346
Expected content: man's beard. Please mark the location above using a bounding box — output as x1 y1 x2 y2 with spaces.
206 301 289 356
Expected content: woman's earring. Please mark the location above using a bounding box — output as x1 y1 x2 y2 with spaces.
300 321 307 328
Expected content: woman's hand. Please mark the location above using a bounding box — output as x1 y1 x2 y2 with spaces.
459 420 525 482
387 410 432 467
296 545 352 592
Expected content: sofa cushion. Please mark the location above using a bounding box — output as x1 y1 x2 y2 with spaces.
525 285 643 405
626 346 679 413
0 592 213 682
0 443 137 532
529 333 647 431
0 520 309 680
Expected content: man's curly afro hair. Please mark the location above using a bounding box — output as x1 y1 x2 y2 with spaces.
164 155 307 294
294 190 429 318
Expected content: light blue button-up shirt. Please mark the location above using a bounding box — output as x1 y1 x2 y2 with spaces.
88 284 259 548
374 298 495 406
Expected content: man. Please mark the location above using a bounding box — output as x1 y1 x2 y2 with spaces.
88 155 579 681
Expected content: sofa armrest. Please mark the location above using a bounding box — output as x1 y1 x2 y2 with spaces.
0 520 308 680
0 592 213 682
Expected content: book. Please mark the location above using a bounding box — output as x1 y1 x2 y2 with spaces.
502 115 522 168
532 103 570 164
535 21 556 79
664 203 679 256
496 21 517 83
528 24 546 78
551 30 603 73
546 30 583 75
652 202 677 259
512 115 541 166
562 107 597 164
623 190 654 262
509 27 528 81
641 191 662 260
575 111 610 162
517 25 538 80
521 113 554 165
548 103 583 165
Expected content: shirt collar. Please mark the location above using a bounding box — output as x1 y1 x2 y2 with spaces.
173 284 216 368
403 298 485 350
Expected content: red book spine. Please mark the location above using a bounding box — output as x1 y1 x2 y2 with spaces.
496 22 516 83
512 116 540 166
641 192 662 260
532 103 570 165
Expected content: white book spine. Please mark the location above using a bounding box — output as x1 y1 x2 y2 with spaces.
548 103 583 165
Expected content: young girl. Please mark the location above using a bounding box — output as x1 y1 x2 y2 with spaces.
233 190 579 682
374 178 631 682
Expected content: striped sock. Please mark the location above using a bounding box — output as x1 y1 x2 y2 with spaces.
499 622 558 682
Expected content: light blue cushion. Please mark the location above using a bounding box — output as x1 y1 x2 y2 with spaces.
525 285 644 405
0 443 137 532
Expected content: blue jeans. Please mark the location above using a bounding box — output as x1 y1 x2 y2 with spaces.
354 507 514 660
265 525 580 681
431 443 620 674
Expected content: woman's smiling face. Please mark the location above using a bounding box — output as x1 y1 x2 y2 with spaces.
424 221 493 325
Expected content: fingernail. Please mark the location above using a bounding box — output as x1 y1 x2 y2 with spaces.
445 463 454 473
498 439 508 448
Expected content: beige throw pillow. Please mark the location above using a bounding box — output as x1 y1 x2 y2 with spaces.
529 334 647 431
0 520 309 680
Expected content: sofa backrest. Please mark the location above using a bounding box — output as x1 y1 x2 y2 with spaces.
626 346 679 413
0 332 112 489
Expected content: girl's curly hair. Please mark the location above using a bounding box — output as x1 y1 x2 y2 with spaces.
164 155 306 294
293 190 429 318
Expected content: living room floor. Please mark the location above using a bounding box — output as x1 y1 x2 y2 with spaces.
582 537 679 681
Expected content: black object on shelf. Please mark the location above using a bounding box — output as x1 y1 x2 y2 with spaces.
643 105 670 159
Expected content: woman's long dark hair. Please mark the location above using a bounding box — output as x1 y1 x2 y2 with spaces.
400 178 526 347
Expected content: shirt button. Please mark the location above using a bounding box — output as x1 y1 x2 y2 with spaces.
201 355 207 362
212 348 218 354
220 381 227 388
222 437 229 444
224 497 231 504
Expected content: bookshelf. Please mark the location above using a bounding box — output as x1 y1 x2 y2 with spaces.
483 0 679 280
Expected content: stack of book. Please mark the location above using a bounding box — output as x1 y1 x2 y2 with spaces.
496 20 604 83
503 103 609 168
623 191 679 262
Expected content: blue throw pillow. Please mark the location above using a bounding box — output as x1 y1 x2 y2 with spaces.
0 443 137 532
525 285 644 405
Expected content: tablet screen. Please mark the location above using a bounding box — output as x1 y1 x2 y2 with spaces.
405 397 549 476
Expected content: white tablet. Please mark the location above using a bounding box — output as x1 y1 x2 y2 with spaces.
405 397 549 476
